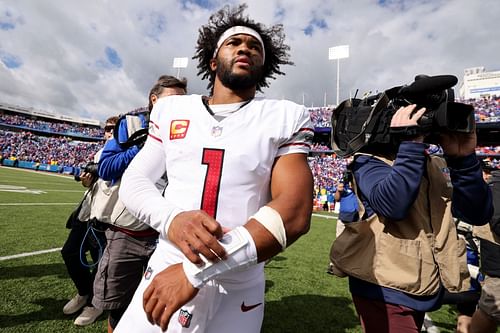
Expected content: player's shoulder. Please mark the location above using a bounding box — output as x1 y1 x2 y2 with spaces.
252 97 304 110
151 94 202 119
155 94 201 108
251 97 307 121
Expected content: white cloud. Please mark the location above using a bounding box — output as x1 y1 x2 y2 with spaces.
0 0 498 120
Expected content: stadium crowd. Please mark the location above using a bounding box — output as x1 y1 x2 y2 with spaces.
0 112 104 138
461 95 500 123
0 129 102 168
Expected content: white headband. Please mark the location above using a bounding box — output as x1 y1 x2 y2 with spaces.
213 26 265 62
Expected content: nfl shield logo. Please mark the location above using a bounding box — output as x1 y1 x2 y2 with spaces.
211 126 223 137
178 309 192 328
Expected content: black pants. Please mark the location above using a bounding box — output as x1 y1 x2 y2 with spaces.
61 222 106 300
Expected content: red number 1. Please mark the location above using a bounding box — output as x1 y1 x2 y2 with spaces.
200 148 225 218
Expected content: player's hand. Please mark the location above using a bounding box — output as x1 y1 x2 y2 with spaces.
439 128 477 158
168 210 226 265
143 263 199 331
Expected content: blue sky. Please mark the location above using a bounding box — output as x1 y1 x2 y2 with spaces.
0 0 499 121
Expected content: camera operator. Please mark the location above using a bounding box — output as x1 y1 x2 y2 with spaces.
330 104 493 333
61 115 117 326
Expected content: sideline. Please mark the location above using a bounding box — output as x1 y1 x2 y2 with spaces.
0 202 77 206
312 213 337 220
0 165 75 179
0 247 62 261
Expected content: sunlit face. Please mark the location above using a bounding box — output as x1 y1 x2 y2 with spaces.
211 34 264 90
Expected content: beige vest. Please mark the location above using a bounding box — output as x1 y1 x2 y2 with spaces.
89 179 150 231
331 154 469 296
473 224 500 245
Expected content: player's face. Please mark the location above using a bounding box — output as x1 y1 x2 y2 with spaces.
212 34 264 90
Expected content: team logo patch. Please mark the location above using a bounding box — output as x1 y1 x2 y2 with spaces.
178 309 193 328
170 120 190 140
144 266 153 280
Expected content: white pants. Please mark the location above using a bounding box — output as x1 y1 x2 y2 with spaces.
114 249 265 333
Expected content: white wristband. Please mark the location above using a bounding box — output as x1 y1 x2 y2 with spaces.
182 226 257 288
250 206 287 250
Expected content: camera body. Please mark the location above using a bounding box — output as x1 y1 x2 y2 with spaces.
331 74 475 157
74 162 99 182
390 74 475 139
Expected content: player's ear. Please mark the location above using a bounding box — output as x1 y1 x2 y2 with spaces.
210 58 217 71
150 94 158 105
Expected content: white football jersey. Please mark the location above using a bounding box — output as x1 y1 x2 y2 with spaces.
149 95 312 226
131 94 313 287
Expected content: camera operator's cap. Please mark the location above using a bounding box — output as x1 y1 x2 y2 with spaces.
212 25 265 62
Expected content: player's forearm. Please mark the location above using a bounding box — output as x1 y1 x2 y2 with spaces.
119 139 182 238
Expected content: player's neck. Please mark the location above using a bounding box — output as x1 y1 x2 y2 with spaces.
210 79 255 105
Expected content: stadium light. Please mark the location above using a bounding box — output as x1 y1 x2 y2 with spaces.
328 45 349 106
172 57 188 78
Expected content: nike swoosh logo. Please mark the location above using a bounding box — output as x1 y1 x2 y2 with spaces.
241 301 262 312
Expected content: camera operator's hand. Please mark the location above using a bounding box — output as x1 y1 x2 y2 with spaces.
390 104 427 143
80 172 95 188
439 129 477 158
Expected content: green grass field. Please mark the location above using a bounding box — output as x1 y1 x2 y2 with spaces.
0 166 472 332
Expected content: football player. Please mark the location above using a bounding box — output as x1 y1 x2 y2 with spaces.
115 4 314 333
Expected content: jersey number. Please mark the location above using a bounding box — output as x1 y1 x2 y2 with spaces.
200 148 225 218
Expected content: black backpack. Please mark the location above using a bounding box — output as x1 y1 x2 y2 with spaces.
331 87 401 158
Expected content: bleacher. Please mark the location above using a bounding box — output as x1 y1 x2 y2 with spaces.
0 103 105 175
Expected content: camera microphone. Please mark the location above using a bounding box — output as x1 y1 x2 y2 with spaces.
400 75 458 98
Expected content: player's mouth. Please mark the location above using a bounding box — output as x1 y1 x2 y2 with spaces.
233 56 251 68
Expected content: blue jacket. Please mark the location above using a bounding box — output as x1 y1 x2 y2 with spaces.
98 114 147 182
338 185 359 222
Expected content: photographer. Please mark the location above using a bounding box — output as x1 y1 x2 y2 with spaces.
61 116 117 326
330 103 493 332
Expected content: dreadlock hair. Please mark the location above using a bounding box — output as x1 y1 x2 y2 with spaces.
193 4 293 94
148 75 188 111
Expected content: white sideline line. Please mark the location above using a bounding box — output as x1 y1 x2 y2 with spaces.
0 247 62 261
0 202 77 206
312 213 337 220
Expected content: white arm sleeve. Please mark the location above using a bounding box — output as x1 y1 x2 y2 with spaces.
119 137 183 239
